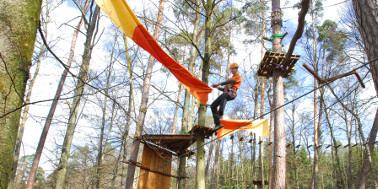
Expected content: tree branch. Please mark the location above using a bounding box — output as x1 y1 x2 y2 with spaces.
285 0 310 61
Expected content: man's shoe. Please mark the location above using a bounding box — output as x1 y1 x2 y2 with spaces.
213 123 223 130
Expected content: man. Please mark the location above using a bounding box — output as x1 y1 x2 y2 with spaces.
211 63 242 130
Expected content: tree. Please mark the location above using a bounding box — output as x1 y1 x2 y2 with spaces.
177 0 201 187
271 0 286 187
318 19 347 188
351 1 377 188
54 5 101 188
0 0 42 188
8 32 44 189
13 155 45 188
124 0 166 188
25 1 90 187
94 30 119 189
195 0 214 187
309 1 323 188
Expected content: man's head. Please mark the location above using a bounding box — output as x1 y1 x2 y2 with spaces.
230 63 238 74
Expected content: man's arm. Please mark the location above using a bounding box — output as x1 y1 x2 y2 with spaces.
211 79 236 88
220 79 236 85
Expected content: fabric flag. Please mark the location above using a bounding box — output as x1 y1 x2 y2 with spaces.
217 119 268 140
94 0 212 106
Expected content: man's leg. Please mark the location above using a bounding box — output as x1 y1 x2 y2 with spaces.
211 93 229 130
211 95 222 126
218 93 232 117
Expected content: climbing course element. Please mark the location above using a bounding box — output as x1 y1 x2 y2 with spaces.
257 51 300 78
302 63 365 88
217 119 268 140
94 0 212 105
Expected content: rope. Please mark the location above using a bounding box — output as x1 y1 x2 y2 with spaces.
125 37 138 118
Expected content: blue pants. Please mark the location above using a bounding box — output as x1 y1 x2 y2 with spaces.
211 92 235 125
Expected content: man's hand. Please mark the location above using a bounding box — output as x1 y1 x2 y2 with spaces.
211 84 220 88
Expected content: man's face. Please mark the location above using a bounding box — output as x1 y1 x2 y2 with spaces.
230 67 238 74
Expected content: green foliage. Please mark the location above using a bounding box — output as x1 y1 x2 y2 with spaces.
241 1 266 42
294 0 323 17
317 19 347 62
284 70 298 89
14 155 45 188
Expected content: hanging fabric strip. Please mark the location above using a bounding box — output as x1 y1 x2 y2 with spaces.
95 0 212 106
217 119 269 140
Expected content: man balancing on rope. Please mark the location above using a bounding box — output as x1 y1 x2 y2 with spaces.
211 63 242 131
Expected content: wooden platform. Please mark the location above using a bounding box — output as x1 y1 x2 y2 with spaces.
189 125 215 139
257 51 300 78
139 125 215 156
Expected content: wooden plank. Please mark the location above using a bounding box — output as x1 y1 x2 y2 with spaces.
137 144 172 189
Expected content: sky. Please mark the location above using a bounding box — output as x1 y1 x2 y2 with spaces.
19 0 376 175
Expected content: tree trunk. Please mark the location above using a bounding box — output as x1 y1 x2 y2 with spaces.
54 6 100 189
171 84 182 134
205 137 214 179
258 136 264 189
259 1 266 185
310 1 319 188
26 2 90 187
177 0 200 186
351 1 378 188
328 77 376 188
109 101 119 189
95 31 118 189
259 0 266 120
0 1 42 188
272 69 285 188
267 82 274 189
347 89 359 189
230 136 234 187
251 133 256 179
196 0 212 188
238 140 244 188
121 36 134 183
209 140 220 189
322 92 344 187
8 42 44 189
124 1 166 188
271 0 286 188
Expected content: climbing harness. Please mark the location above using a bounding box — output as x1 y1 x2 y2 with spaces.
224 84 237 99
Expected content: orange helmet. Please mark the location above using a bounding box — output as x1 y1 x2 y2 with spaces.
230 63 238 69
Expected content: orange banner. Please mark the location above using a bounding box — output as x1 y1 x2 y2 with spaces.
95 0 212 105
217 119 268 140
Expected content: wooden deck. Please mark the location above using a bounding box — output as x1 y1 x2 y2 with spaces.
257 51 300 78
138 125 215 156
